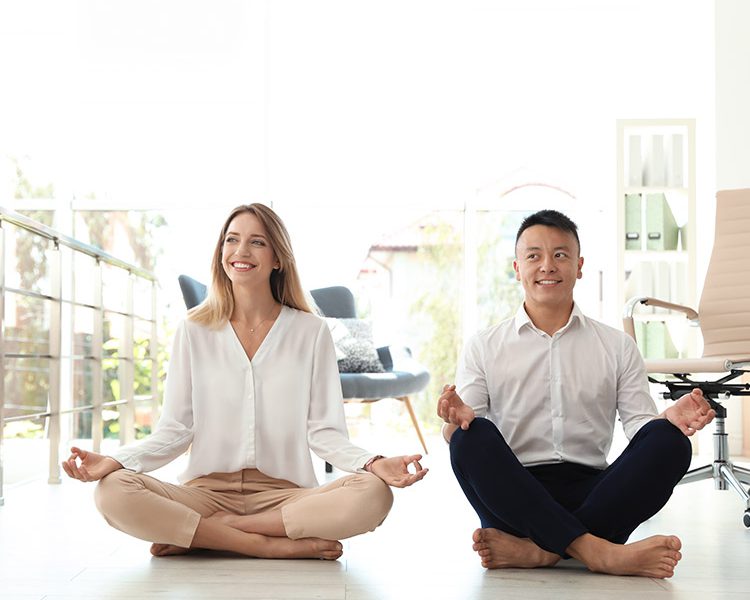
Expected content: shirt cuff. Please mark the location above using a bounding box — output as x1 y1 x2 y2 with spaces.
362 455 385 472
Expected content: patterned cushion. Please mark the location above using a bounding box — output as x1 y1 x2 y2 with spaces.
326 318 385 374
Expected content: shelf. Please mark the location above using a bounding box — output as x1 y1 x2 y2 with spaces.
624 250 688 261
616 118 696 360
623 186 689 195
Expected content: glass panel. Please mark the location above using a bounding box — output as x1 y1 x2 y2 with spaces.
4 221 55 296
103 311 127 359
101 263 130 314
71 359 96 439
102 357 121 405
73 252 99 307
134 318 152 359
358 209 465 432
3 357 50 418
133 276 154 319
72 306 97 357
102 407 121 440
475 210 527 330
3 292 51 355
134 360 155 440
60 245 75 301
72 359 96 408
134 359 153 400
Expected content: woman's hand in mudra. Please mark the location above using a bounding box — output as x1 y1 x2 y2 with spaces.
61 447 122 482
370 455 428 488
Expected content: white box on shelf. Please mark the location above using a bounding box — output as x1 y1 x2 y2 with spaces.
643 134 666 186
667 133 684 187
628 135 642 187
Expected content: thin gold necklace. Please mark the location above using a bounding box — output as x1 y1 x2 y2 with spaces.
247 306 280 334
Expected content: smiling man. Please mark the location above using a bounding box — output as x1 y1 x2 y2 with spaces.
437 209 715 578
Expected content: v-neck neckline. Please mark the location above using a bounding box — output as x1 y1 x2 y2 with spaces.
227 305 287 366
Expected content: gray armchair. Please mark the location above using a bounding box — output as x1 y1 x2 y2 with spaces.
177 277 431 472
310 286 430 464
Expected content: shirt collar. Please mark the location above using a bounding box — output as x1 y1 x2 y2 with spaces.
513 302 587 335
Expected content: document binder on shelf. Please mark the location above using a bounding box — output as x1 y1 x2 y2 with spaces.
646 193 679 251
625 193 642 250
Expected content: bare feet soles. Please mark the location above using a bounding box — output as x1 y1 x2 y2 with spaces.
571 534 682 579
472 528 560 569
473 529 682 579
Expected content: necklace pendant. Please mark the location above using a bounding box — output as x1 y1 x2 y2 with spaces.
249 328 255 333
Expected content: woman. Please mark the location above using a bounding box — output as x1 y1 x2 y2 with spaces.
62 203 427 560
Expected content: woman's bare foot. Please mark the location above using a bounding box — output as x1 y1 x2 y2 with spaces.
188 513 343 560
255 537 343 560
568 534 682 578
150 543 191 557
472 528 560 569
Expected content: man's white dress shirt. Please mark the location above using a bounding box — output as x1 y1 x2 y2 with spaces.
111 306 375 488
456 303 657 469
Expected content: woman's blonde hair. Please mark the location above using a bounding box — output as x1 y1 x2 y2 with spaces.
188 203 313 327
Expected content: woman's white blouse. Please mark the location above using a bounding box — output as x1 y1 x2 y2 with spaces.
110 306 375 488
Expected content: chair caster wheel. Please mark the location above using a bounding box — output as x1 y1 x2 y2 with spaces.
743 511 750 528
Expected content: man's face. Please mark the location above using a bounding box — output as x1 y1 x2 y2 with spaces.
513 224 583 310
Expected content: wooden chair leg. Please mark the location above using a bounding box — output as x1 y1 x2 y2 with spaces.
399 396 428 455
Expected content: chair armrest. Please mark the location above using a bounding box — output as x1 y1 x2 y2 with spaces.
623 296 699 343
376 346 394 371
376 345 417 372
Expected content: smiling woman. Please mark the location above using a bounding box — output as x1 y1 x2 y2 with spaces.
61 202 428 561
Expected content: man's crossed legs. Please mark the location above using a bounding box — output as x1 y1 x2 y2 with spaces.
450 418 691 578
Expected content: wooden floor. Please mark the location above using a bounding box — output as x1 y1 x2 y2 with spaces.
2 434 750 599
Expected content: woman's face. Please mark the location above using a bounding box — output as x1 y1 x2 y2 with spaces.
221 212 280 287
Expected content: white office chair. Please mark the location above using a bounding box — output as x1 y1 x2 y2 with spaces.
624 189 750 526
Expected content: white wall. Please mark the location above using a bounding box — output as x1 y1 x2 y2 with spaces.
0 1 719 323
716 0 750 190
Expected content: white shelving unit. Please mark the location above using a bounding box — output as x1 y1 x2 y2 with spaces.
616 119 697 359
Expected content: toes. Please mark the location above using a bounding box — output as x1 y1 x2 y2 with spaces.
472 528 484 543
668 536 682 550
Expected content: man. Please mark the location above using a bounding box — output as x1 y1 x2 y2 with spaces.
437 209 714 578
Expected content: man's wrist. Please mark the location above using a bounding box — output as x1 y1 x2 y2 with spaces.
364 455 385 472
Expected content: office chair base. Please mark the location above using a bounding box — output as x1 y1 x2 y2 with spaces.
678 460 750 525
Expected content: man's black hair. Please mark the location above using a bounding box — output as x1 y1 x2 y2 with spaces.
515 209 580 254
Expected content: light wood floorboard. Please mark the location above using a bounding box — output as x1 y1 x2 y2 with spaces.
2 434 750 599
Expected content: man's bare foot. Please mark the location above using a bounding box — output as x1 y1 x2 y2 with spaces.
256 537 343 560
472 528 560 569
568 534 682 578
150 543 191 557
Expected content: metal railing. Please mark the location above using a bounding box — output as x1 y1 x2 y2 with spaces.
0 206 160 505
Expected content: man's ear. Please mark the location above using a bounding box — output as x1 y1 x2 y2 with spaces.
513 259 521 281
577 256 584 279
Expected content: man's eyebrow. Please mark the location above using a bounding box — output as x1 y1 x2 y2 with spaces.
521 245 572 252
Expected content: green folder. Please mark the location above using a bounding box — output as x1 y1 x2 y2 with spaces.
625 193 642 250
646 193 679 251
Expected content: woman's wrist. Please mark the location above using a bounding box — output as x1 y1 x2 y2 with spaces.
364 455 385 472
